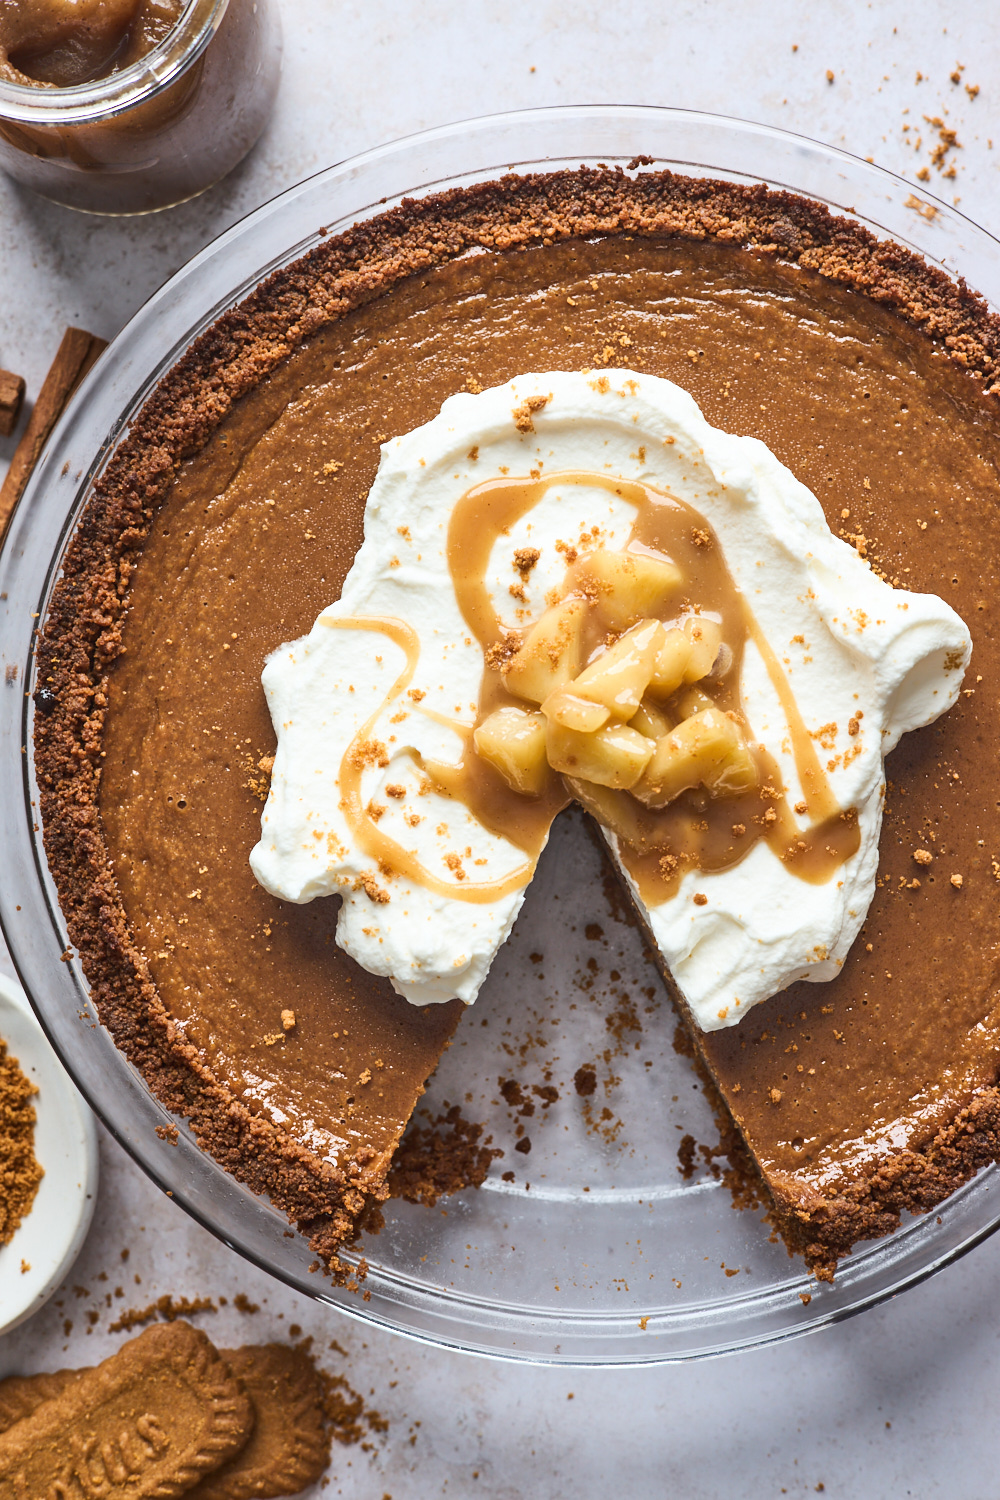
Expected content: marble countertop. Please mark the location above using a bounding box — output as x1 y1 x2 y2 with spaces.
2 2 999 1495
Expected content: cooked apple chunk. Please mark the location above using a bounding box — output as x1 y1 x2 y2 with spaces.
578 548 683 628
708 733 758 797
473 707 549 795
503 595 588 705
672 685 715 720
546 719 654 789
570 618 663 720
633 707 758 808
630 696 674 740
541 688 611 732
647 626 692 698
682 616 724 683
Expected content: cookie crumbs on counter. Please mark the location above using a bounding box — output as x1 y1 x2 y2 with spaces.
0 1038 44 1246
319 1361 388 1449
108 1292 217 1334
573 1065 597 1097
951 872 964 888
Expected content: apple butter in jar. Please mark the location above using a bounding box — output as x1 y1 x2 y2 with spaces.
0 0 281 213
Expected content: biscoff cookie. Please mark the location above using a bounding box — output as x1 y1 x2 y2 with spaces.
190 1345 329 1500
0 1321 253 1499
0 1340 329 1499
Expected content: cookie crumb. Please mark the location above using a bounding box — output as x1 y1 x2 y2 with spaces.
0 1039 43 1246
512 394 550 432
573 1066 597 1097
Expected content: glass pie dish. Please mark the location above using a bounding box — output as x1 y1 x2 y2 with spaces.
2 104 1000 1366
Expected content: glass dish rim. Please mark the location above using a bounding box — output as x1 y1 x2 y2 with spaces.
2 102 1000 1367
0 0 227 124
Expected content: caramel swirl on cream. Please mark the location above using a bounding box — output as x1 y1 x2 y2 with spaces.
328 614 548 903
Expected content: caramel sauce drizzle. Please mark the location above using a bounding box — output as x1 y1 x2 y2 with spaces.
331 470 859 908
325 615 551 903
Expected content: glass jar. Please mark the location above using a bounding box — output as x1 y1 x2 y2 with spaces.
0 0 281 215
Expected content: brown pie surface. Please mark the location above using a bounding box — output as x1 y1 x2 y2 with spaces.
35 168 1000 1278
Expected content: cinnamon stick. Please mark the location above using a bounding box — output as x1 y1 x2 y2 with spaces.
0 370 25 438
0 327 107 537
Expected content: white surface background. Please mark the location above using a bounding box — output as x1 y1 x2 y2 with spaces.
2 2 1000 1495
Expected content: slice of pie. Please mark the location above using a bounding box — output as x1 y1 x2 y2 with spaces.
34 166 1000 1280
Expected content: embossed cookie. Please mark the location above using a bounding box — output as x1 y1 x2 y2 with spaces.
0 1340 328 1499
0 1321 253 1499
190 1345 329 1500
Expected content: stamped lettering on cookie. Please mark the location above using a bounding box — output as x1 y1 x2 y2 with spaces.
0 1322 253 1500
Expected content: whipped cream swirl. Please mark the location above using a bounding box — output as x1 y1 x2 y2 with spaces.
250 372 971 1030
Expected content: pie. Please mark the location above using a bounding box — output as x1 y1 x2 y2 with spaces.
34 167 1000 1281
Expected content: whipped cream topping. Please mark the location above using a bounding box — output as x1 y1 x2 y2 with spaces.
250 371 971 1030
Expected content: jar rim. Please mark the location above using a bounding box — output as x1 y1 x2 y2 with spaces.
0 0 228 125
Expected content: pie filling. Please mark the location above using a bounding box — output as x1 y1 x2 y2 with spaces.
34 171 1000 1277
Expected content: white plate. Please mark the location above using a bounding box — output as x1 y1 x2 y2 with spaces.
0 973 98 1335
